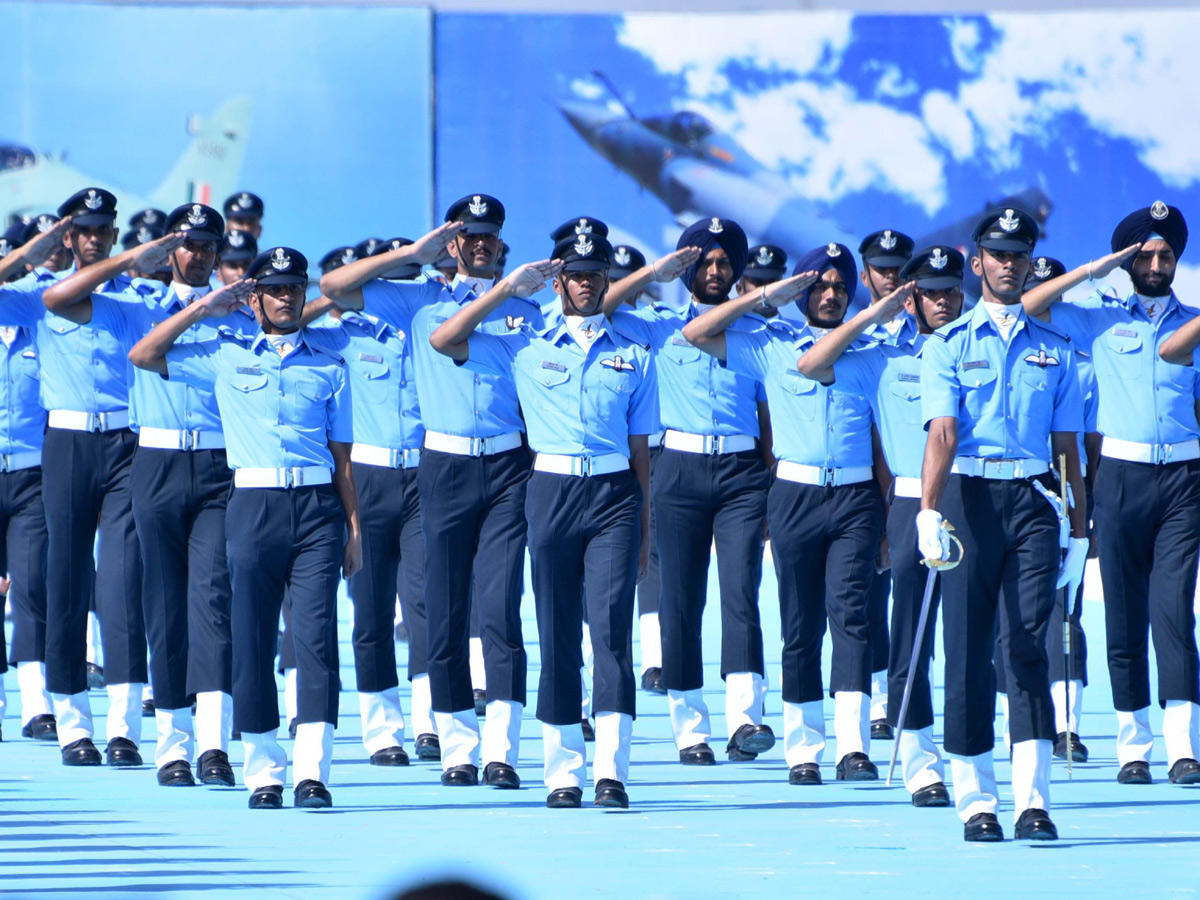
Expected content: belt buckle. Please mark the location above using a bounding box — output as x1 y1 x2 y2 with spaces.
0 454 10 473
1154 444 1168 465
819 467 836 487
705 435 720 455
283 468 297 488
988 459 1016 480
182 430 196 451
88 412 103 433
469 437 485 457
388 448 401 468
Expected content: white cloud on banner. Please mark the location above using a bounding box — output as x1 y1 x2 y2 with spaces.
616 11 1200 213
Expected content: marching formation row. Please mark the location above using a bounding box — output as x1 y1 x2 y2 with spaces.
0 186 1198 844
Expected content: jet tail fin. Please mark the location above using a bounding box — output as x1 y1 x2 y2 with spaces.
147 97 251 212
590 70 638 120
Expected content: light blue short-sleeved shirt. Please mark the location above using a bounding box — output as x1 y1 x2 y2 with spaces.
90 282 259 433
363 275 544 438
0 326 46 455
463 317 657 458
724 319 875 468
831 334 927 478
0 268 134 413
306 311 423 451
618 303 765 438
921 302 1083 460
166 330 352 471
1050 289 1200 445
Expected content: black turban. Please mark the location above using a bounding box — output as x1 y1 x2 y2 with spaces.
677 217 748 291
793 242 858 309
1112 201 1187 272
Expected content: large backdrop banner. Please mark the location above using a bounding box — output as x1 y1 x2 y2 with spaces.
0 1 434 262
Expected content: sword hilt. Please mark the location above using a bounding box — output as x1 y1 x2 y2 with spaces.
922 520 964 571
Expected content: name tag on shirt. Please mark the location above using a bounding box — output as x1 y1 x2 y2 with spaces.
541 360 567 372
359 353 384 364
670 336 691 346
1113 327 1138 338
897 373 920 383
962 360 989 370
236 365 262 376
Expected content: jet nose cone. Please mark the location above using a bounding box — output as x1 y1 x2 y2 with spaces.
557 101 616 139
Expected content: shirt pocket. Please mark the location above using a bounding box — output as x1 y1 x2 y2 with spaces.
227 371 271 418
781 371 819 421
292 377 332 428
887 380 923 425
1019 363 1056 420
599 365 638 395
521 360 572 412
1104 331 1145 378
956 364 997 418
352 359 390 405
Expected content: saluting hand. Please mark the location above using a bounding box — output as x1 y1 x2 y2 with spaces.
871 281 916 321
21 216 73 267
1089 244 1141 282
762 269 821 308
649 246 702 283
503 260 563 298
343 530 363 579
409 220 467 265
130 232 186 274
199 278 255 316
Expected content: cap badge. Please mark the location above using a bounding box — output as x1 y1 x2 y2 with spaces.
1033 258 1052 279
998 209 1020 233
340 249 356 265
84 190 103 211
613 247 632 267
364 239 380 255
227 231 245 248
36 215 55 233
0 241 9 258
1151 200 1169 221
187 205 206 227
469 195 488 217
575 218 593 235
708 218 724 234
143 210 159 224
137 227 153 244
270 248 291 271
755 247 774 266
574 236 594 257
237 193 253 210
879 230 897 251
930 248 948 270
826 243 841 258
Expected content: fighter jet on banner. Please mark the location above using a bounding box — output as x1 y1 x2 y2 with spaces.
0 97 251 226
557 73 1053 297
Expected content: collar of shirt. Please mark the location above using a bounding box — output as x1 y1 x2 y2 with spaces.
251 330 307 356
450 272 495 299
545 316 613 348
169 281 211 307
1134 292 1172 322
973 299 1025 337
563 313 606 351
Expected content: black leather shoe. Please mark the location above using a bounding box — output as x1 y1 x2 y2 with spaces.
581 718 595 742
294 779 333 808
86 662 105 690
441 764 479 786
415 733 441 761
1117 760 1153 785
62 737 102 766
248 785 283 809
835 752 878 781
594 778 629 809
726 723 776 761
287 718 298 740
142 699 156 718
483 761 520 789
157 760 195 787
546 786 583 808
197 749 236 786
964 812 1004 842
679 743 717 766
24 714 58 741
370 746 411 767
1168 757 1200 785
106 736 143 767
473 689 487 716
912 782 951 807
870 719 894 740
1053 731 1089 762
640 667 666 695
1014 808 1058 841
788 763 822 786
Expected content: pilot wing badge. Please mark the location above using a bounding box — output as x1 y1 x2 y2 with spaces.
601 356 635 371
1024 349 1060 367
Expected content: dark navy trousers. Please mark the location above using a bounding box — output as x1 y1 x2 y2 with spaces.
226 484 343 734
43 427 145 695
348 461 424 691
132 447 233 709
939 474 1059 757
1094 457 1200 710
418 447 529 714
769 479 883 703
635 446 662 618
654 448 769 692
885 496 940 731
0 467 48 667
526 470 641 725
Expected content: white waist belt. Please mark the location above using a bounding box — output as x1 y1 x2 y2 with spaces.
646 432 663 449
1101 436 1200 465
48 409 130 433
138 427 225 451
663 430 756 455
424 430 523 457
0 450 41 472
351 443 421 469
234 466 332 489
892 476 922 499
951 456 1049 480
533 452 628 477
776 460 873 487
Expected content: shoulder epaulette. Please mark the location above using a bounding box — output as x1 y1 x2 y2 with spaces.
216 325 252 344
309 342 346 364
933 310 972 341
609 317 651 351
1028 315 1071 343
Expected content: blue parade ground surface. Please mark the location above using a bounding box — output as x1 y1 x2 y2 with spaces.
3 556 1199 899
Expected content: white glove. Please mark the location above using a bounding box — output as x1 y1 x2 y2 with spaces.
915 509 950 562
1057 536 1089 599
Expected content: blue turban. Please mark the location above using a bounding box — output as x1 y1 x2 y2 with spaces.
793 242 858 309
677 217 749 292
1111 201 1188 272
